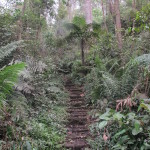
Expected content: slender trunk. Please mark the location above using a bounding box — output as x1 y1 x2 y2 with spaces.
106 0 109 15
101 0 108 31
17 0 27 40
132 0 136 35
67 0 73 21
83 0 92 61
36 25 45 55
132 0 136 10
114 0 123 50
84 0 93 24
81 39 85 65
71 0 76 19
109 0 115 15
109 0 116 25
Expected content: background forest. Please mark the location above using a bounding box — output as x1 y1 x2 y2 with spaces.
0 0 150 149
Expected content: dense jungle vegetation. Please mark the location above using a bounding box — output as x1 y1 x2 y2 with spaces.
0 0 150 149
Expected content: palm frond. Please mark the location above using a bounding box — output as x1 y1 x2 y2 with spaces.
72 16 86 29
64 23 81 32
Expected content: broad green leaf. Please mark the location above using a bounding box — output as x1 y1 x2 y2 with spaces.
120 135 130 144
26 141 32 150
98 121 107 129
140 103 150 112
113 112 125 121
132 127 143 135
144 142 150 148
134 120 141 131
127 112 135 120
112 144 127 150
113 129 126 138
99 111 111 120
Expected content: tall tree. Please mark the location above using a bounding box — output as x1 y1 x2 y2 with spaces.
101 0 108 31
132 0 136 10
84 0 93 24
114 0 123 50
67 0 75 22
65 16 99 65
17 0 27 40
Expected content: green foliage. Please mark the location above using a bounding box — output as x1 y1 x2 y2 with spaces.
92 8 103 24
85 67 119 104
65 16 100 41
0 41 23 63
57 1 67 20
89 106 150 149
85 54 150 104
71 60 92 84
0 59 68 150
72 16 86 29
135 3 150 32
0 63 25 105
140 102 150 112
0 12 14 46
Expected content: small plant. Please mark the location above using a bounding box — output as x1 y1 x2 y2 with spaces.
116 96 136 111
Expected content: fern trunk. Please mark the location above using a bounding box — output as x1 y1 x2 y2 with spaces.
81 39 85 65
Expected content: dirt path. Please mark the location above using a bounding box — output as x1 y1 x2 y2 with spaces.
64 80 90 150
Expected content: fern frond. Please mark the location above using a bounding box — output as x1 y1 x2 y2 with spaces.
121 54 150 96
0 41 23 62
0 63 25 104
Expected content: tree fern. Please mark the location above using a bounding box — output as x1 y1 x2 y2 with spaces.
0 63 25 106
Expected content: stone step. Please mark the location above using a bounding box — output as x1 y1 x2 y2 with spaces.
70 95 83 99
70 98 84 101
67 109 87 113
68 117 87 125
67 87 83 91
70 99 85 103
69 102 85 107
67 127 89 133
68 106 87 109
67 132 90 138
64 139 89 149
69 89 83 92
70 112 87 116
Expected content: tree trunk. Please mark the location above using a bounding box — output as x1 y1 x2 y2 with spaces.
109 0 115 15
67 0 74 21
114 0 123 50
81 39 85 65
101 0 108 31
84 0 93 24
106 0 110 15
132 0 136 35
132 0 136 10
17 0 27 40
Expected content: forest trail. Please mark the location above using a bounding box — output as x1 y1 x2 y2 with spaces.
64 80 90 150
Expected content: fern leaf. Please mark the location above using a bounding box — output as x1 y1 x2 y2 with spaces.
0 63 25 104
0 41 23 62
